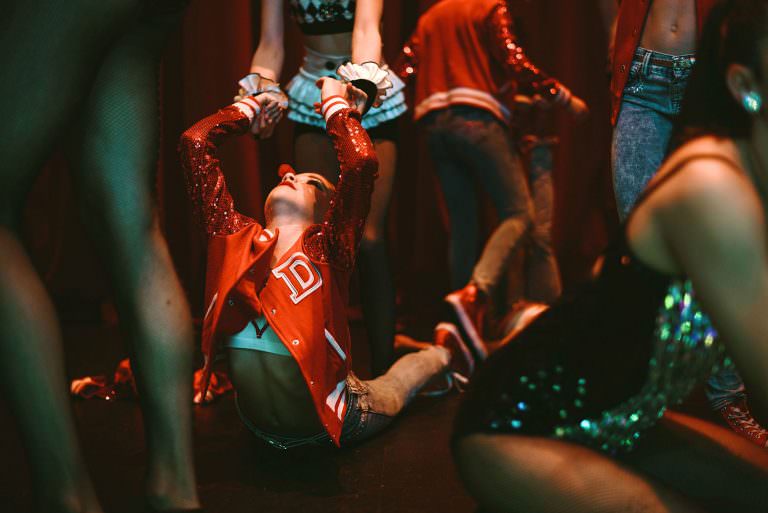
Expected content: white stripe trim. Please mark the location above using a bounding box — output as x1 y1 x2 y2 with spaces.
234 98 261 122
204 292 218 320
321 97 348 116
324 329 347 361
335 390 347 420
323 100 349 122
414 88 511 123
325 379 346 411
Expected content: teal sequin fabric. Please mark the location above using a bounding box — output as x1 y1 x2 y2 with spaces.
455 236 735 455
552 279 731 453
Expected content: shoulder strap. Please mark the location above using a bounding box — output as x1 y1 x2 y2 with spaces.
631 153 743 213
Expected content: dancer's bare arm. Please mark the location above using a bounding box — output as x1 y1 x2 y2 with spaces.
657 161 768 418
250 0 285 80
352 0 383 64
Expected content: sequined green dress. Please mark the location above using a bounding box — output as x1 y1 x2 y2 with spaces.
453 232 734 454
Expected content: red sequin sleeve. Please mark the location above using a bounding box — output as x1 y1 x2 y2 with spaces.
304 109 379 270
487 1 562 100
394 32 420 83
178 106 257 237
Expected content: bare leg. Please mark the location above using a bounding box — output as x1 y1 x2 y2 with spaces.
294 130 341 180
0 230 104 513
294 130 397 376
525 145 561 303
426 126 480 289
358 139 397 376
0 2 137 511
455 412 768 513
67 7 199 509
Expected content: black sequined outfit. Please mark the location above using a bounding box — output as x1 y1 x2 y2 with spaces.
455 156 740 454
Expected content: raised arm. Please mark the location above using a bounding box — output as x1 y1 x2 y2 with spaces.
351 0 383 64
487 2 587 117
486 2 555 95
178 98 262 237
249 0 285 80
393 31 419 84
305 87 379 270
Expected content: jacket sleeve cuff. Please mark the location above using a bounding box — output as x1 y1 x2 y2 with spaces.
233 96 262 122
321 95 350 122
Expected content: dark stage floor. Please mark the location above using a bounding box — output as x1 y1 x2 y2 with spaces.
0 319 722 513
0 320 475 513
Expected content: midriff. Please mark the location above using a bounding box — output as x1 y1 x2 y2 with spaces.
640 0 697 55
303 32 352 57
228 348 323 437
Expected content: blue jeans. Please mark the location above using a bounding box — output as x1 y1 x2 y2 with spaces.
612 47 694 220
422 106 561 303
612 47 746 410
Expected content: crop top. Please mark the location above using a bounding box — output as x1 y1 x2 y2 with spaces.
288 0 355 35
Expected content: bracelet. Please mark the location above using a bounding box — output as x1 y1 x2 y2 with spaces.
234 96 262 122
336 61 392 114
238 72 283 96
321 95 350 121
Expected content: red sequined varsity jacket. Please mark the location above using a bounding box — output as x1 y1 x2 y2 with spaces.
395 0 566 124
179 102 378 446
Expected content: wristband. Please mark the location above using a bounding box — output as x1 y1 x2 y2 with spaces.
234 96 261 122
336 61 392 113
238 72 283 96
321 95 350 121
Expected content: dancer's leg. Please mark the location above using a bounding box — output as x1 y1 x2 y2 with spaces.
611 101 673 221
68 5 199 509
455 411 768 513
294 130 341 181
294 127 397 376
525 144 561 303
0 231 104 513
358 138 397 376
0 3 137 511
425 120 479 290
468 121 534 299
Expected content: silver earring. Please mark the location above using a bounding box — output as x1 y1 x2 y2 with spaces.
742 91 763 113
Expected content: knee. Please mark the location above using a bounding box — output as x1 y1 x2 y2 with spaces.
498 206 535 236
530 223 554 252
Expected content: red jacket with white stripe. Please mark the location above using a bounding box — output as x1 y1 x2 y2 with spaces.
179 101 378 447
396 0 566 124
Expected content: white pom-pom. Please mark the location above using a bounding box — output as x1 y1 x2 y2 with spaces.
336 62 392 103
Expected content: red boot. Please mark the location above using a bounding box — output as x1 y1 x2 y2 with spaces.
719 399 768 448
444 284 489 360
434 322 475 385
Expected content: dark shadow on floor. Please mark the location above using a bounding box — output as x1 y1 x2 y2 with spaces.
0 320 476 513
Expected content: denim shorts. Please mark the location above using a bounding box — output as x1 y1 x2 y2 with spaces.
235 374 392 450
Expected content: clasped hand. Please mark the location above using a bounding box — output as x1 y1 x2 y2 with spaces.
313 77 369 116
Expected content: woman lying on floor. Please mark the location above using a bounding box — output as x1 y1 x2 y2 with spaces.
454 1 768 511
244 0 406 378
179 77 471 450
